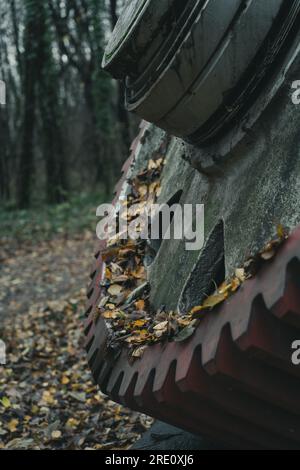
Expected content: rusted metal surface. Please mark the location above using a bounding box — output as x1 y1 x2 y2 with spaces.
85 0 300 449
84 124 300 449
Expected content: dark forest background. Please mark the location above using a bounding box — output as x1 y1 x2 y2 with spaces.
0 0 138 224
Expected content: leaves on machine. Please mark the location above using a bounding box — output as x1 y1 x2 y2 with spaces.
95 142 290 359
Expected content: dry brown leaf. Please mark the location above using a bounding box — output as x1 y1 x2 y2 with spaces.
235 268 246 282
111 274 129 283
106 303 116 310
110 262 122 274
154 330 165 338
7 419 19 433
149 181 160 195
42 391 55 405
102 310 119 320
153 321 168 331
260 246 276 260
118 247 136 258
98 296 109 308
156 186 162 197
177 317 193 327
101 247 119 261
108 284 123 297
148 158 163 170
132 266 146 279
230 277 241 292
125 331 149 344
138 185 148 198
134 299 145 311
131 346 148 358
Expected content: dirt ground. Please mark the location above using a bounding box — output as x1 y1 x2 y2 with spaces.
0 233 153 450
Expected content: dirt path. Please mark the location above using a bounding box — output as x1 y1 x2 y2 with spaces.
0 234 152 449
0 234 95 322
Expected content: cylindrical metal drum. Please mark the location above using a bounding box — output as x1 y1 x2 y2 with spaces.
103 0 300 145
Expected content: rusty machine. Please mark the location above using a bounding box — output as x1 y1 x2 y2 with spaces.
84 0 300 449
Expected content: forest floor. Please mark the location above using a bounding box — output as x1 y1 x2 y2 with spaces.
0 197 153 450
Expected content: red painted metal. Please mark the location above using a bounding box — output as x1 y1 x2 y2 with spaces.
84 124 300 449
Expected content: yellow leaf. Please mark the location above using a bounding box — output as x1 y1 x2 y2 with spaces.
42 391 55 405
1 397 11 409
190 305 204 315
7 419 19 433
218 281 232 295
102 310 119 319
202 291 228 309
31 405 39 414
135 299 145 311
61 376 70 385
133 319 147 328
230 277 241 292
105 267 112 280
138 329 148 336
66 418 80 429
277 223 286 240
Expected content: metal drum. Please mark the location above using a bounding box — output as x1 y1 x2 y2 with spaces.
103 0 300 145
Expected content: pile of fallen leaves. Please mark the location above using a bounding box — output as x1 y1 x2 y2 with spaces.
0 292 153 450
190 224 289 316
95 147 290 358
95 155 173 358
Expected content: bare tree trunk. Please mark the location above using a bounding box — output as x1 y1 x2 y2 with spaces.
0 110 10 200
17 0 45 208
38 3 68 204
17 58 37 208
